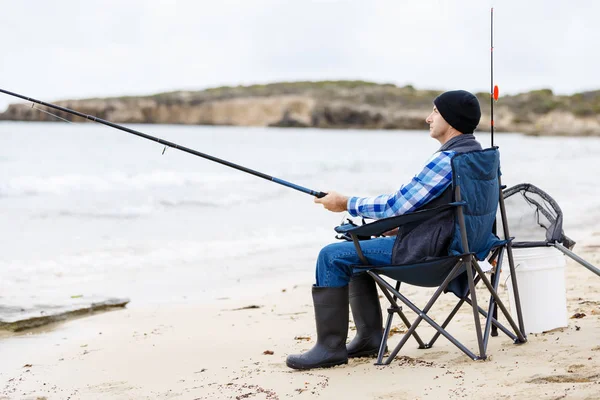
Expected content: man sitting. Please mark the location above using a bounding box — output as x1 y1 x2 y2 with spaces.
286 90 484 370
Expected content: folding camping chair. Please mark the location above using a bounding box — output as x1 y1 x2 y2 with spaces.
339 148 528 364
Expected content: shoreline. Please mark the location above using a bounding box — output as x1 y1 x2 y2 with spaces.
2 82 600 136
1 119 599 138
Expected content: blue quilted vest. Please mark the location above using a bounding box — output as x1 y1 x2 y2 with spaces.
391 134 482 264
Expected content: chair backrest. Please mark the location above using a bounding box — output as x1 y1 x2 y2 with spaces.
448 148 504 260
353 148 506 293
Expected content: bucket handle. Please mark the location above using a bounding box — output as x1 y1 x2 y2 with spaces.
503 262 522 286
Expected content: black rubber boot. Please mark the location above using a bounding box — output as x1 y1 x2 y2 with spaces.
286 286 349 370
347 273 384 358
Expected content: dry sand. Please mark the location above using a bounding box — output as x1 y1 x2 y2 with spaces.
1 240 600 400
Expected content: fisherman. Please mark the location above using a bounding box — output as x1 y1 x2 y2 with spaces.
286 90 484 370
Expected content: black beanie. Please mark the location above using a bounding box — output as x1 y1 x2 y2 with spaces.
433 90 481 134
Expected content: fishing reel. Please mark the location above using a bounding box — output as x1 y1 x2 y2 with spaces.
334 216 371 242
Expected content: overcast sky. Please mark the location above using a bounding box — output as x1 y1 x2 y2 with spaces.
1 0 598 111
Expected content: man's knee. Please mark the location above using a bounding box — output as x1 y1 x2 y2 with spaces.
316 242 354 287
318 241 350 262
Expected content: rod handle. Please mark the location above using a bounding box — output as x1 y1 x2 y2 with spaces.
315 191 328 199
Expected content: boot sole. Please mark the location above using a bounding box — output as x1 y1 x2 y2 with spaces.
348 339 388 358
286 358 348 370
348 349 379 358
348 344 388 358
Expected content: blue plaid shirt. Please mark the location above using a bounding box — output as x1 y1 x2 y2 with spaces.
347 151 455 219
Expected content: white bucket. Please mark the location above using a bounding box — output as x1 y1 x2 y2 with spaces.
505 246 568 334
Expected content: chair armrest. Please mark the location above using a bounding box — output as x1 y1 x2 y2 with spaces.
342 201 465 238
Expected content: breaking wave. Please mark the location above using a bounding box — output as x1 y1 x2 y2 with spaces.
0 170 253 198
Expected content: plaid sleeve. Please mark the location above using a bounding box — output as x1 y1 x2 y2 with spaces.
347 151 455 219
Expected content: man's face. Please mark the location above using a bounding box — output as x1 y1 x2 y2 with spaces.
426 106 451 141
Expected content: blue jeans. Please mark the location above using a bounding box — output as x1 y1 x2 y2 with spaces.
315 237 395 287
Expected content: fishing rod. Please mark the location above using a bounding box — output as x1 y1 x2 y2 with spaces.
0 88 327 198
490 7 499 146
490 5 500 337
489 7 527 337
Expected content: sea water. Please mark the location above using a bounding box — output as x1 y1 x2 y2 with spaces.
1 122 599 312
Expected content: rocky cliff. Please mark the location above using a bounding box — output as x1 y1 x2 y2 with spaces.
1 82 599 136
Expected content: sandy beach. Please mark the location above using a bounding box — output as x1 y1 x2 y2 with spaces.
1 236 599 400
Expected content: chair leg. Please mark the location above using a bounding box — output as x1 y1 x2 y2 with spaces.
465 257 486 359
428 248 516 347
398 310 430 349
483 251 504 350
367 255 525 364
375 280 401 365
464 298 518 341
376 306 395 365
371 262 482 363
429 248 518 352
384 283 480 363
427 297 466 347
491 290 499 337
471 259 527 344
488 248 501 337
428 270 518 352
498 182 527 337
370 274 426 348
